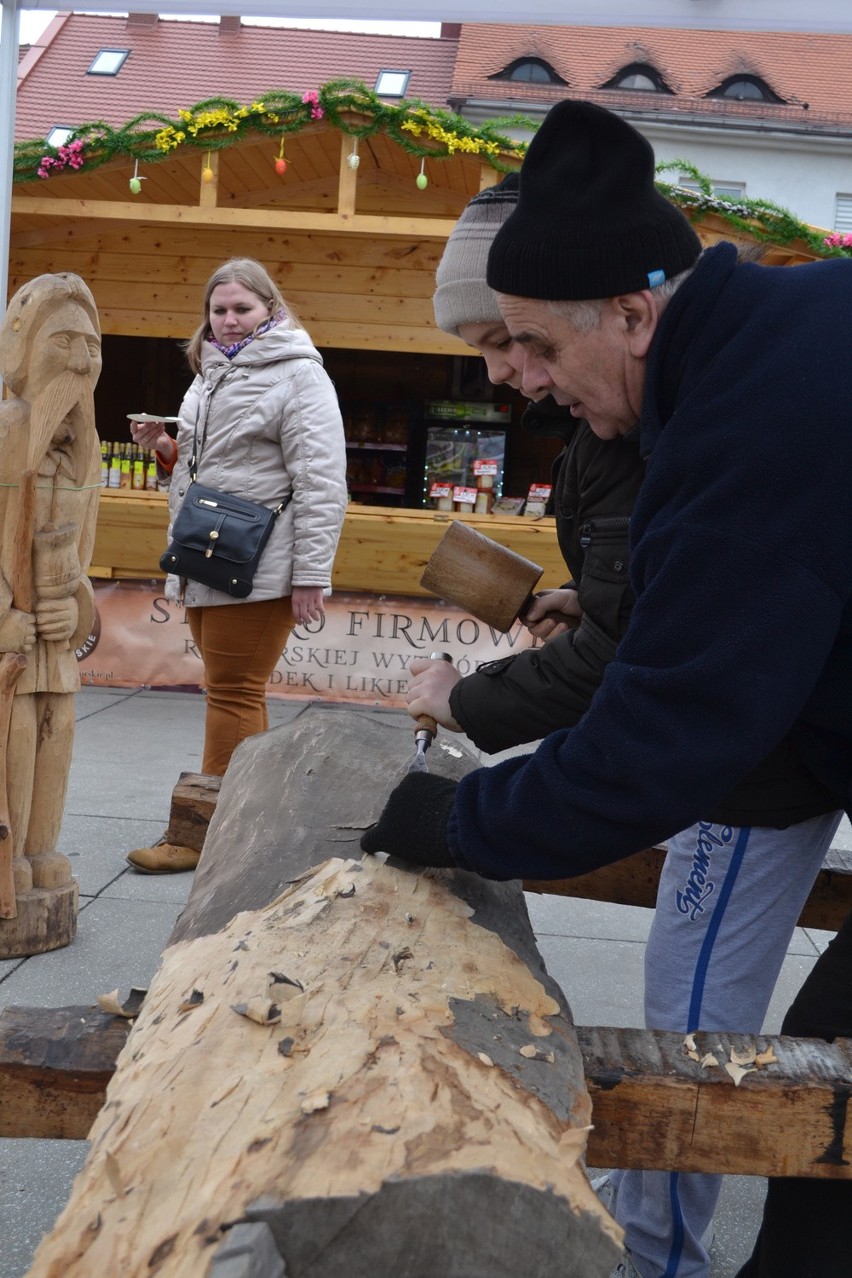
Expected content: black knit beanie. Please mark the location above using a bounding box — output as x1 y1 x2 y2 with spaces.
487 99 701 301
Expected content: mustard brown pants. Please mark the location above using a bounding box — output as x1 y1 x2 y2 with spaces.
187 596 294 776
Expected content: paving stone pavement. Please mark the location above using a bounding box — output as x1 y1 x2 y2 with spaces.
1 685 849 1277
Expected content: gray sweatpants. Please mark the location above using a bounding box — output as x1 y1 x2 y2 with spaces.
609 810 842 1278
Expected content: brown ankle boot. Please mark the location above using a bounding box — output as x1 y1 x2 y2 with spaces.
126 839 200 874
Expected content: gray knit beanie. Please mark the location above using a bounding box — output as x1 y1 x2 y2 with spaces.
433 173 519 337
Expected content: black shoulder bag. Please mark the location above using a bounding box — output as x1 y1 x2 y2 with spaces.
160 412 291 599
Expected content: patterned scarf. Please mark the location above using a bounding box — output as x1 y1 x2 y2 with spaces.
209 309 287 359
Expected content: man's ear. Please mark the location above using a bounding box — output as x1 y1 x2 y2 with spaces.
611 291 659 357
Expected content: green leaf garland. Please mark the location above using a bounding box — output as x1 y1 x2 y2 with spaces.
14 79 851 259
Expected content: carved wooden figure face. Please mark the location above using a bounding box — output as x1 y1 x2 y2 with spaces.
23 301 102 403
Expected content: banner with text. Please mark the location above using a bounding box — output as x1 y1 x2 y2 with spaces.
77 580 538 708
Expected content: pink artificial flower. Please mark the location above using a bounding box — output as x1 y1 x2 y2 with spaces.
36 138 84 179
302 89 324 120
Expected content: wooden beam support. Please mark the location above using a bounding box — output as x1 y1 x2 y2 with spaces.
337 134 358 218
5 1005 851 1181
526 844 852 934
12 195 458 240
0 1005 131 1139
165 771 221 853
580 1026 852 1178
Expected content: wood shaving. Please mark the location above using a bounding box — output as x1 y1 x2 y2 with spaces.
96 987 147 1018
685 1049 700 1062
477 1052 494 1067
519 1044 555 1063
300 1089 330 1114
177 989 204 1014
268 971 304 991
724 1061 756 1087
231 997 281 1025
730 1045 758 1066
700 1053 719 1068
683 1033 697 1054
755 1046 778 1067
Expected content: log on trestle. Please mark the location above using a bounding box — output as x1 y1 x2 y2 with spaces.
28 707 620 1278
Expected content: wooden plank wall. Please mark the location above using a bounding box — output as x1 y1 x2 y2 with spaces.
8 224 462 353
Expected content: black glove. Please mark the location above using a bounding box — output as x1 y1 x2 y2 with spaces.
360 772 459 869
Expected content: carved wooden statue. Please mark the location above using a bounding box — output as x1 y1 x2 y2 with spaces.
0 272 102 956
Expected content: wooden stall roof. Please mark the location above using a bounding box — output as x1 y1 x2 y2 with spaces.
10 100 837 352
10 116 508 354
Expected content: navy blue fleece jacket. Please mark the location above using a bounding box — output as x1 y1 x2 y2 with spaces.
448 242 852 880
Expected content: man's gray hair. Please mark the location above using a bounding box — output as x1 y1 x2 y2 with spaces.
545 258 701 332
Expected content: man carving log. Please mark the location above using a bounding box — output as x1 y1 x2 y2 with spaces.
0 273 101 956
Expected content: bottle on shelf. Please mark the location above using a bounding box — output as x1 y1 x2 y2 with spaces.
100 441 109 487
108 446 122 489
132 447 146 490
145 449 158 491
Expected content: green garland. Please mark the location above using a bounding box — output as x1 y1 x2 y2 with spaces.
14 78 532 182
14 80 851 259
656 160 848 259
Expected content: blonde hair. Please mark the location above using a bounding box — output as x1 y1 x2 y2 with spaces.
184 258 301 372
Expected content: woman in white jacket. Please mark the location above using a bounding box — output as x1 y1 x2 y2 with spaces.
127 258 347 872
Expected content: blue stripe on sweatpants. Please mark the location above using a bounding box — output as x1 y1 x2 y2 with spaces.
687 825 752 1032
662 825 751 1278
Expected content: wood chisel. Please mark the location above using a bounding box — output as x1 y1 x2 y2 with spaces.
408 651 453 773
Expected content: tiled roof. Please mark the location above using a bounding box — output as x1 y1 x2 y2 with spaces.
15 14 458 140
452 24 852 128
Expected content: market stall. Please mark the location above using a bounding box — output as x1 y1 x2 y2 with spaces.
10 85 842 699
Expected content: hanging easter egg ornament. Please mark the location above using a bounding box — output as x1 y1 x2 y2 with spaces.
275 138 287 176
416 159 428 190
202 152 214 183
347 138 360 170
129 159 145 196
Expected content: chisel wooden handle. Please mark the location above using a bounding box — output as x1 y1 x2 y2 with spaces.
413 653 453 744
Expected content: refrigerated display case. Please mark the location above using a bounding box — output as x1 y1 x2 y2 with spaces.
420 400 512 508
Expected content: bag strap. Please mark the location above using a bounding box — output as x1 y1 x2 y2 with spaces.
188 370 290 514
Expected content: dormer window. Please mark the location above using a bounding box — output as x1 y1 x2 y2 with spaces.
602 63 673 94
490 58 566 86
87 48 130 76
707 75 783 104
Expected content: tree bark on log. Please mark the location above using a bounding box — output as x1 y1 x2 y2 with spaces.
28 707 620 1278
